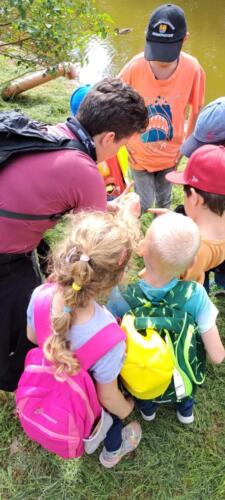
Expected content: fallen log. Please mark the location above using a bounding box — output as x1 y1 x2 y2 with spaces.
1 62 77 100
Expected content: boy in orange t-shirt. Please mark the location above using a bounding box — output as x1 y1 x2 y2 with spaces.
119 3 205 212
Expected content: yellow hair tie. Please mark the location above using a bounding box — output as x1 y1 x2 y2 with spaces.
72 282 81 292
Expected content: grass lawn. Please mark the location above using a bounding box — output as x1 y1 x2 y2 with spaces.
0 58 225 500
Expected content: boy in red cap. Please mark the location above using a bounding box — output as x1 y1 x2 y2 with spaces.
166 144 225 285
119 3 205 212
180 97 225 292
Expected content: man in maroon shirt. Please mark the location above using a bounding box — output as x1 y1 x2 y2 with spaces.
0 78 148 391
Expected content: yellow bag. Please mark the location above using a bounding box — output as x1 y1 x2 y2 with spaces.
117 146 129 180
120 315 174 399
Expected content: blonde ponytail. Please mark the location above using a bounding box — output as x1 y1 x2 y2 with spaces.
43 210 140 377
43 286 81 378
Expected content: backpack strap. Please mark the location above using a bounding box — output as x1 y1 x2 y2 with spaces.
0 207 71 221
33 283 55 347
119 282 147 309
121 280 198 312
34 284 125 369
75 324 126 371
0 130 88 221
164 280 198 310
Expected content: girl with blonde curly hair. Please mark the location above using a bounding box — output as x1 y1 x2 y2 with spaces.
26 210 141 468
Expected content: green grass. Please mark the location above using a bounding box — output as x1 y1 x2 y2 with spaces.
0 57 225 500
0 59 74 123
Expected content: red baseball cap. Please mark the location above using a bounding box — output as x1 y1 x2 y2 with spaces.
166 144 225 195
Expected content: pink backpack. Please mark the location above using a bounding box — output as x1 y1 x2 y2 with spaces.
16 284 125 459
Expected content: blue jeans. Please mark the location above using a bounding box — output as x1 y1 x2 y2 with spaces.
135 397 194 417
104 415 123 452
131 167 174 213
215 271 225 287
204 268 225 293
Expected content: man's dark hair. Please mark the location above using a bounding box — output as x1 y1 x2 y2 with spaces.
184 185 225 216
77 78 148 140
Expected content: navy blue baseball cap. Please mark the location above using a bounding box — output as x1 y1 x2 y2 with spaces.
181 97 225 157
144 4 187 62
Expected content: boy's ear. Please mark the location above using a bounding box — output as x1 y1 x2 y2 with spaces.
190 187 204 207
101 131 116 146
94 131 116 148
191 187 205 207
183 32 190 43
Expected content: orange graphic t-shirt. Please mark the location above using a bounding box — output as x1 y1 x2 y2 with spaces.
119 52 205 172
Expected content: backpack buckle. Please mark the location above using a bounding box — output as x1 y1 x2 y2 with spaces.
49 212 64 221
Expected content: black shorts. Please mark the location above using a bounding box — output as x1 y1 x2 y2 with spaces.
0 252 42 391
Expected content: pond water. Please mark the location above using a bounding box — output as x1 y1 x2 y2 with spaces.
79 0 225 103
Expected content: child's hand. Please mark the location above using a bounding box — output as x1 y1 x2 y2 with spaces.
107 182 141 218
119 192 141 218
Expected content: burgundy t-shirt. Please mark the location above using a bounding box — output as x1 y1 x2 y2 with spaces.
0 123 106 253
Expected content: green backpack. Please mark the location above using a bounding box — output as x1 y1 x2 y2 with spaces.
120 280 206 402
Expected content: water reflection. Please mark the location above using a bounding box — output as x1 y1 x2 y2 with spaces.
78 0 225 103
78 36 116 85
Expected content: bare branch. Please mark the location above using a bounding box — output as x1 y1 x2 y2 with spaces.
0 37 31 47
0 51 40 64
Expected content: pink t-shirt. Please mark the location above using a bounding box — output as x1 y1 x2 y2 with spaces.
0 123 107 253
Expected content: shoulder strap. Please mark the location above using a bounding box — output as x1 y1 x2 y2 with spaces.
120 282 148 309
33 283 55 347
0 207 70 221
34 285 125 370
75 323 126 371
0 135 88 221
121 280 198 315
164 280 198 310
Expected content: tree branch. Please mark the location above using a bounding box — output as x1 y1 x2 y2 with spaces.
0 37 31 47
0 69 40 91
0 51 39 63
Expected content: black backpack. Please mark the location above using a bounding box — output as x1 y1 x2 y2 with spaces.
0 111 96 221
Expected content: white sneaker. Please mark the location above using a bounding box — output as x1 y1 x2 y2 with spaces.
140 410 156 422
177 410 194 424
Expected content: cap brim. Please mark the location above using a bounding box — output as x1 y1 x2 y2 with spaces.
144 39 183 62
181 134 205 157
165 170 187 185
